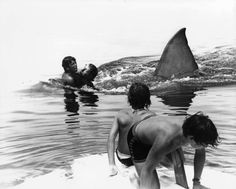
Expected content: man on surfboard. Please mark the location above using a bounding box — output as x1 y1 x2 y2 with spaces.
62 56 99 90
107 82 156 176
127 111 219 189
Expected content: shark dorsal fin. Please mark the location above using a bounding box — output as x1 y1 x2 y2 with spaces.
154 28 198 80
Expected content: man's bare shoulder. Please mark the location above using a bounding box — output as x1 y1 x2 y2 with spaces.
166 116 185 125
141 115 184 131
138 115 184 144
116 109 133 125
117 109 132 116
62 73 74 84
152 115 184 122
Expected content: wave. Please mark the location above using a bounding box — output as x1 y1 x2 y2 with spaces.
94 46 236 94
20 46 236 95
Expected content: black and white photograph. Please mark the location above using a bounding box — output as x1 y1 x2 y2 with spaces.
0 0 235 188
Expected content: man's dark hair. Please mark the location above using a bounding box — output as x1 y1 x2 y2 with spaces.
128 82 151 109
182 112 219 147
62 56 76 69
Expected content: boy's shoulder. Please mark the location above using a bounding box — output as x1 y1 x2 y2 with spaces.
118 108 132 115
116 109 133 121
116 109 133 126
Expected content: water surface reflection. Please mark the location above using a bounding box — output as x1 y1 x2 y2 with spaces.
156 88 200 116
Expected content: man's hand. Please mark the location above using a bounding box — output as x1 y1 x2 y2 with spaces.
108 165 118 176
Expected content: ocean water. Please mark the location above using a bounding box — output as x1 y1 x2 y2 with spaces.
1 41 236 189
1 74 236 188
1 42 236 189
0 1 236 188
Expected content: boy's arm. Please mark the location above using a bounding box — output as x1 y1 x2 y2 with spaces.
139 131 172 189
193 148 210 189
139 129 182 189
107 115 119 176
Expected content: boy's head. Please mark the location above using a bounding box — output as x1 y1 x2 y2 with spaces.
81 64 98 81
128 82 151 110
182 112 219 147
62 56 77 73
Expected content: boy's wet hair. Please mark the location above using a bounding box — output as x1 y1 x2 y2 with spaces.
62 56 76 69
87 64 98 80
182 112 220 147
128 82 151 109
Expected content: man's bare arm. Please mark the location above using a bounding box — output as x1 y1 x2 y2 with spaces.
107 115 119 176
193 148 210 189
139 131 174 189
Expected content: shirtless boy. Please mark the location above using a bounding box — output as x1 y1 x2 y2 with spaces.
107 82 156 176
127 111 219 189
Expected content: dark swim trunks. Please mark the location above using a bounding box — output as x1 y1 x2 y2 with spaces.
115 149 133 167
127 114 156 163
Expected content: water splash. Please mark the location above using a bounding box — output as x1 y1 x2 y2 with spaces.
94 46 236 94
